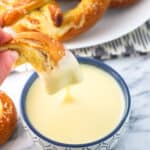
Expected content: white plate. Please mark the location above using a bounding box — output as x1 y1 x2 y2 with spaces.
63 0 150 50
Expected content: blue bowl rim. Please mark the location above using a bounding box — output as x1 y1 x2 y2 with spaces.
20 56 131 148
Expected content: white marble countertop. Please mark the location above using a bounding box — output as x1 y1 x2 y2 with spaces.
0 55 150 150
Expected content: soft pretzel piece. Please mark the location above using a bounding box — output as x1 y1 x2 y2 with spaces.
0 0 52 26
110 0 138 8
0 31 65 71
0 91 17 144
2 0 110 41
0 31 82 93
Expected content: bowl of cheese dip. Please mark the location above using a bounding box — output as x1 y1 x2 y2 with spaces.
20 57 131 150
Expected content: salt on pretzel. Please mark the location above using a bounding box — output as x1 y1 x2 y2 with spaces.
110 0 139 8
1 0 110 41
0 31 82 93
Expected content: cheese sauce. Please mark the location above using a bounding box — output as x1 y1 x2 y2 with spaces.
26 64 124 144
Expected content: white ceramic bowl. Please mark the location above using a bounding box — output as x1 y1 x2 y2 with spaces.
20 57 131 150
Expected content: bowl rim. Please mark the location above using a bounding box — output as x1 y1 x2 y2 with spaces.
20 57 131 148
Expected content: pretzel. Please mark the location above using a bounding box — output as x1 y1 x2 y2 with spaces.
110 0 139 8
0 31 65 70
0 31 82 93
0 91 17 144
1 0 110 41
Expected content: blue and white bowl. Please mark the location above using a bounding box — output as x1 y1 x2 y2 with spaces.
20 57 131 150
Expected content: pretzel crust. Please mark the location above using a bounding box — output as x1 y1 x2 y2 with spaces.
0 91 17 145
58 0 111 41
110 0 138 8
1 0 51 26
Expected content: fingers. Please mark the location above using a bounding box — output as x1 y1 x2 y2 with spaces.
0 14 17 84
0 51 18 84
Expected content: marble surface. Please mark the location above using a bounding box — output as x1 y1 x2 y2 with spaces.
0 55 150 150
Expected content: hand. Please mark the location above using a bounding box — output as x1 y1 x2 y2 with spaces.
0 28 18 84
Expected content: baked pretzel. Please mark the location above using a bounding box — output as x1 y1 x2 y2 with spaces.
0 31 82 93
0 91 17 144
110 0 139 8
1 0 110 41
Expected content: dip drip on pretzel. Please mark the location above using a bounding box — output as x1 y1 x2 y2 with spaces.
1 0 110 41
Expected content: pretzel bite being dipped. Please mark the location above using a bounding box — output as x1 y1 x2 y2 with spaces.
0 91 17 145
0 31 82 94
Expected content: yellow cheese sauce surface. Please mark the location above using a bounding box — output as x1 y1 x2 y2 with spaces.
26 64 125 144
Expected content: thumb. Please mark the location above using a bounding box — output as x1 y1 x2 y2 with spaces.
0 51 18 84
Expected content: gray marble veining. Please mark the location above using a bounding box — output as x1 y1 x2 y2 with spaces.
106 55 150 150
1 55 150 150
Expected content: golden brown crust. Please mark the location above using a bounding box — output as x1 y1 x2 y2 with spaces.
59 0 111 41
16 32 65 64
1 0 110 41
110 0 138 8
0 91 17 145
1 0 51 26
0 32 65 71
